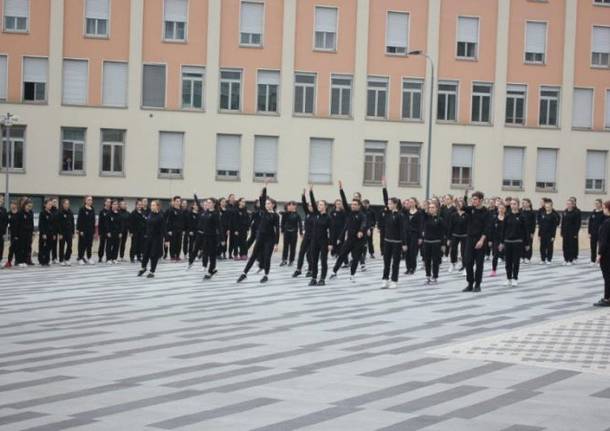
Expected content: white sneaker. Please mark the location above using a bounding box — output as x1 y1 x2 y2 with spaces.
187 263 192 270
52 259 58 265
107 260 113 265
78 259 85 266
568 262 574 266
539 260 545 265
381 280 389 289
448 264 454 273
88 260 96 265
65 261 72 266
545 260 550 266
60 261 66 266
505 279 512 287
512 280 519 287
389 282 397 289
350 275 356 283
19 263 27 268
462 269 466 276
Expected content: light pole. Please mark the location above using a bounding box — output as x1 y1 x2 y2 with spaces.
407 50 434 200
1 113 19 208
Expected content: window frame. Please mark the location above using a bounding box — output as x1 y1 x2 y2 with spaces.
308 137 333 184
252 135 279 182
450 144 474 189
21 56 48 104
470 82 492 124
366 76 389 119
585 150 607 193
180 64 205 110
385 10 409 56
329 73 352 117
99 128 126 177
239 0 265 48
293 72 316 115
0 125 25 173
501 146 525 191
401 78 424 121
141 63 167 109
83 0 111 39
524 20 548 65
538 85 560 128
215 133 241 181
60 127 86 176
313 5 338 52
437 80 459 122
455 15 480 60
256 69 280 114
219 68 243 112
363 141 387 186
162 0 188 43
505 83 528 126
3 0 29 33
591 25 610 69
535 147 558 192
158 131 185 179
398 142 421 187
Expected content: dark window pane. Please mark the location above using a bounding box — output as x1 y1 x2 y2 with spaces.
102 145 111 171
294 86 303 112
23 82 35 100
377 91 386 117
447 94 456 120
437 94 446 119
304 87 314 113
472 96 480 121
367 90 375 116
331 88 340 114
341 89 350 115
113 146 122 172
482 96 490 122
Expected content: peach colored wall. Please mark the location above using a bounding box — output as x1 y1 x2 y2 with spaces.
507 0 565 127
574 1 610 131
0 0 50 102
293 0 357 117
367 0 428 121
142 0 208 110
63 0 131 106
219 0 283 114
438 0 497 124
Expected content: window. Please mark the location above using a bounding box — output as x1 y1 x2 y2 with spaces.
502 147 524 189
62 59 88 105
594 0 610 4
1 126 24 172
330 74 351 116
0 55 7 101
181 66 204 109
385 11 408 55
22 57 48 102
539 86 560 127
606 90 610 129
451 144 473 187
240 1 263 46
402 79 423 120
159 132 184 178
216 134 240 179
164 0 187 41
100 129 124 175
253 135 278 180
471 83 492 123
437 81 457 121
142 64 166 108
505 84 526 125
85 0 109 37
61 128 85 174
456 16 478 59
367 76 388 118
586 150 607 192
3 0 28 32
363 141 386 185
103 61 128 107
294 73 315 114
399 142 421 186
309 138 332 183
314 6 337 50
257 70 279 113
219 69 241 111
536 148 557 191
592 26 610 68
572 88 593 129
525 21 546 64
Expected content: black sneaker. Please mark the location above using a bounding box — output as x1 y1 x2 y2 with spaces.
462 285 473 292
260 275 268 283
280 261 287 267
318 280 326 286
305 271 312 278
473 285 481 292
137 269 146 277
204 270 217 280
370 254 375 259
146 272 154 278
292 270 301 278
288 261 294 266
308 279 317 286
237 274 247 283
594 298 610 307
329 273 337 280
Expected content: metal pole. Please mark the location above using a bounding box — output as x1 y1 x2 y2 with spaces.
3 118 9 208
424 56 434 200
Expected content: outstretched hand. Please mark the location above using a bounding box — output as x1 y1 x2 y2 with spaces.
381 176 386 187
338 180 343 189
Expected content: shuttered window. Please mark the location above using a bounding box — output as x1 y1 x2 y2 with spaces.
159 132 184 177
606 90 610 129
536 148 557 191
451 144 473 186
23 57 48 102
363 140 386 185
240 1 264 46
0 55 7 101
164 0 187 40
142 64 166 108
253 135 278 180
257 70 279 113
62 59 88 105
309 138 332 183
572 88 593 129
4 0 29 32
502 147 524 189
399 142 421 186
586 150 606 192
314 6 337 50
216 134 240 179
592 26 610 67
85 0 109 36
457 16 478 58
525 21 546 63
103 61 128 107
386 11 408 55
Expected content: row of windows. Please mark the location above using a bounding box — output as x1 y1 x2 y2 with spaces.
1 126 607 193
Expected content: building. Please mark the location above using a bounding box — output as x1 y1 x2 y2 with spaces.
0 0 609 210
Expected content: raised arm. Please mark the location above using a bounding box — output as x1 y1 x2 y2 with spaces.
309 189 319 215
339 181 350 213
259 187 267 211
301 189 310 215
382 177 389 208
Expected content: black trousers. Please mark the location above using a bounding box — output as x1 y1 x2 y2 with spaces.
182 231 190 257
106 234 120 261
562 234 578 262
238 230 248 257
38 236 51 265
310 240 329 281
78 232 93 260
59 234 73 262
218 232 228 256
244 237 274 275
119 231 128 258
16 233 32 264
8 236 16 263
333 237 365 276
50 235 57 261
523 234 534 260
504 241 522 280
423 242 441 279
141 239 162 273
379 228 385 256
601 255 610 299
540 235 554 262
246 230 257 251
192 235 217 273
130 232 144 262
331 232 344 257
0 234 4 261
383 241 402 282
296 235 312 271
405 233 419 273
590 236 599 263
169 231 183 259
228 230 240 258
492 241 503 271
98 232 107 261
450 236 466 265
282 231 298 263
464 236 485 286
367 231 375 256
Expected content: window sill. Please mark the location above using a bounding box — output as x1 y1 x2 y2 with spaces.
253 177 277 183
62 102 89 107
535 188 557 193
22 100 48 105
256 111 280 116
329 114 353 120
572 126 593 131
436 120 458 125
218 109 242 114
591 64 610 70
313 48 337 54
181 107 206 112
293 112 315 117
398 183 422 188
0 169 25 174
216 176 240 182
163 38 188 44
2 30 29 35
470 121 493 127
363 181 383 187
385 52 408 57
593 2 610 6
239 43 264 49
100 172 125 178
401 117 424 123
585 189 606 195
60 171 86 177
538 124 560 129
141 106 167 111
159 174 184 180
84 34 109 40
523 61 546 66
455 56 478 62
450 184 471 190
504 122 526 128
502 186 524 192
365 116 389 121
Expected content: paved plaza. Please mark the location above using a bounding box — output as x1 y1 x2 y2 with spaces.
0 256 609 431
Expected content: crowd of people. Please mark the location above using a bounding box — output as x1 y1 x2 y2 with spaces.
0 180 609 307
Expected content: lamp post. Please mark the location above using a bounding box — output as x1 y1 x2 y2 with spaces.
1 113 19 208
407 50 434 200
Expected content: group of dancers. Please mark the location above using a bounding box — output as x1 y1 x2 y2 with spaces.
1 182 610 307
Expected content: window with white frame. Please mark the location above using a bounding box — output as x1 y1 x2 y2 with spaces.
592 26 610 68
62 59 88 105
257 70 279 113
164 0 187 41
219 69 241 111
1 126 25 172
330 74 352 116
159 131 184 177
85 0 109 37
437 81 457 121
253 135 278 180
386 11 409 55
505 84 526 125
471 83 492 123
309 138 332 183
101 129 124 175
572 88 593 129
3 0 28 32
61 128 85 174
539 86 560 127
366 76 388 118
606 90 610 129
399 142 421 186
240 1 263 46
142 64 166 108
402 79 423 120
586 150 607 192
594 0 610 4
181 66 204 109
294 73 315 114
102 61 127 107
216 134 240 179
502 147 524 189
0 55 7 101
451 144 473 187
314 6 337 50
536 148 557 191
363 141 386 185
23 57 48 102
456 16 478 59
525 21 546 64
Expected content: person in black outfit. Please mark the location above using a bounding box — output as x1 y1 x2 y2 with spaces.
129 199 147 263
105 200 122 264
403 198 423 275
521 198 536 264
594 200 610 307
330 200 346 258
190 196 222 279
15 198 34 267
462 190 490 293
165 196 185 261
489 203 506 276
180 199 190 258
37 199 54 266
236 198 251 259
308 186 332 286
217 198 229 259
588 198 605 266
538 198 560 264
183 200 200 266
118 200 130 261
247 200 261 251
0 195 7 264
440 195 456 261
447 199 467 273
4 201 18 268
561 198 581 265
500 199 529 287
76 196 95 264
238 182 280 283
58 199 75 265
280 201 302 266
226 194 240 259
380 179 406 289
138 200 166 278
293 191 313 278
421 201 445 284
362 200 376 261
97 198 111 263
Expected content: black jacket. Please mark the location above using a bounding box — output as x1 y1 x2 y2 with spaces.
144 211 166 250
403 208 423 239
330 209 346 240
256 188 280 244
422 213 445 242
119 209 130 234
165 207 185 234
196 210 222 237
589 209 606 238
236 207 251 231
185 210 199 234
522 209 536 236
501 211 528 243
105 210 123 236
364 207 376 230
538 210 560 238
561 209 581 237
77 206 96 235
489 215 505 243
448 211 467 238
301 193 314 238
129 209 147 235
463 195 490 239
381 188 406 244
58 208 75 236
98 208 111 234
281 211 303 234
38 210 54 237
598 218 610 258
17 210 34 237
309 190 331 245
0 206 7 235
340 188 367 240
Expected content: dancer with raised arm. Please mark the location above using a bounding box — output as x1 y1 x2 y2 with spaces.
308 185 332 286
380 177 406 289
138 200 166 278
462 189 490 292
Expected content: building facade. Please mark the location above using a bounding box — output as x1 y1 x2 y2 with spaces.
0 0 609 208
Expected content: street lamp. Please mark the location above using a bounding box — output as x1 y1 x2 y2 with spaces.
407 50 434 200
1 112 19 208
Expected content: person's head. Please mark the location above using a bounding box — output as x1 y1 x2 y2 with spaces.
265 198 275 212
44 199 53 211
104 198 111 209
388 197 400 212
351 198 362 212
228 194 236 205
10 201 17 212
84 195 93 207
353 192 362 201
317 199 327 213
334 199 343 211
510 199 520 213
119 200 127 210
444 194 453 206
150 200 159 213
111 200 119 211
428 201 438 216
24 199 33 212
219 198 227 209
456 199 465 211
409 197 419 210
142 198 148 208
603 201 610 216
522 198 532 210
287 201 297 212
238 198 246 209
471 191 484 207
497 202 506 215
570 196 577 207
544 198 554 212
595 198 603 210
206 198 217 211
566 199 574 210
362 199 370 209
62 199 70 210
180 200 187 210
135 199 143 210
172 196 181 209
